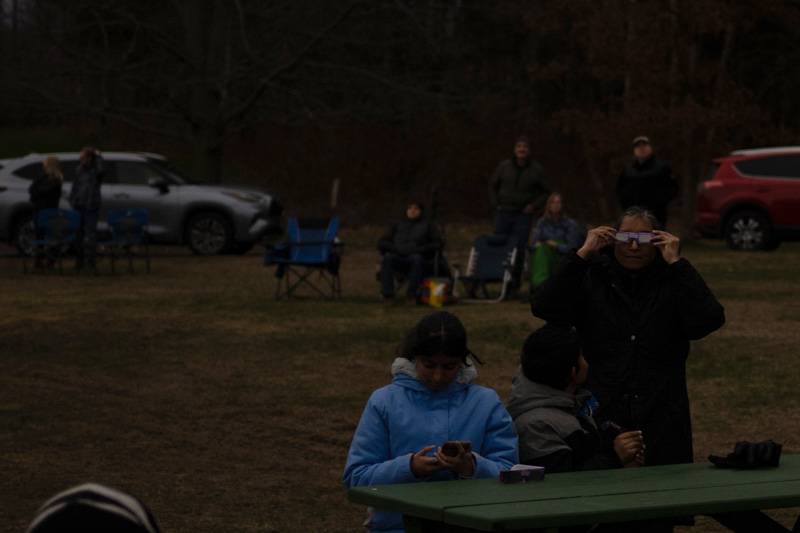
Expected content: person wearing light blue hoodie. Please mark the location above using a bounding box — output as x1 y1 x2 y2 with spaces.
343 311 519 533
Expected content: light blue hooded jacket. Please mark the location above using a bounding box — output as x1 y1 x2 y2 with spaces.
343 357 519 532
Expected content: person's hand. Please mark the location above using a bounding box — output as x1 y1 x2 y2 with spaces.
411 446 442 477
652 230 680 264
435 442 475 478
614 431 645 467
546 239 559 249
577 226 616 259
522 203 535 214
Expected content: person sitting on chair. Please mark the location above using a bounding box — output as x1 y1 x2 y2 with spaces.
378 200 442 303
529 192 582 293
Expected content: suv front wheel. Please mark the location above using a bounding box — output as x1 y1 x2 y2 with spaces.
724 210 779 251
186 212 234 255
13 215 35 256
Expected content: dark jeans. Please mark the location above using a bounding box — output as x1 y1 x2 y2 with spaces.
493 209 533 288
75 208 99 269
380 253 425 298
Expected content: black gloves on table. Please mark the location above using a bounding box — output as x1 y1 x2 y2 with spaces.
709 440 782 469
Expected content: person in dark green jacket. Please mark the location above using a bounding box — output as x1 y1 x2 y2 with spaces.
489 136 550 292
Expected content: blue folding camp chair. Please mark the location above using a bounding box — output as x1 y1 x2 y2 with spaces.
452 234 518 303
102 208 150 274
264 217 342 299
23 209 81 274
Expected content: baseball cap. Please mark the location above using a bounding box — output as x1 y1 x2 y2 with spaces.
632 135 651 146
410 311 482 364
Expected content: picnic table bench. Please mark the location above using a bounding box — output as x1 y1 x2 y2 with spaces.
348 454 800 532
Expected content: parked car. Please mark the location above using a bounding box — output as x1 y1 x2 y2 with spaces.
0 152 282 255
695 146 800 250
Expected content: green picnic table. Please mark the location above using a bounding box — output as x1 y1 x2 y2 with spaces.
348 454 800 532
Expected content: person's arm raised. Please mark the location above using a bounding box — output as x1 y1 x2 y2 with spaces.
532 226 613 325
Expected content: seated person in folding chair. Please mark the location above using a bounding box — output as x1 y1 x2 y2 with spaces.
529 192 582 294
377 200 442 303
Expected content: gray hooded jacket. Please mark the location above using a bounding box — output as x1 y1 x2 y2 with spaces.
506 373 618 472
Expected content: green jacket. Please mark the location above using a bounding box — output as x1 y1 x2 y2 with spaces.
489 158 550 212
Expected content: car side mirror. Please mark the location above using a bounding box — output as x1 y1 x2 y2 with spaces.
148 177 170 194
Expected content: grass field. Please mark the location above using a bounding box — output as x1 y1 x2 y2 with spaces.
1 227 799 532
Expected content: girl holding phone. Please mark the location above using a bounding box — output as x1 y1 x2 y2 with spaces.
343 311 518 533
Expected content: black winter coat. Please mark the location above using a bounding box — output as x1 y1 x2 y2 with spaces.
616 156 678 225
28 174 63 211
531 251 725 466
69 156 105 211
377 218 442 259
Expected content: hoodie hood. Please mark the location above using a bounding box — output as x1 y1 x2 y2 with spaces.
391 357 477 393
506 372 588 419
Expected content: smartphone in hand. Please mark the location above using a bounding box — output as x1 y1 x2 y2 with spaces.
441 441 472 457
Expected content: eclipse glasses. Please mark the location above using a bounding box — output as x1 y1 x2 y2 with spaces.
614 231 655 245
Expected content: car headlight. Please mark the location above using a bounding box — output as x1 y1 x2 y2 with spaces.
222 191 263 203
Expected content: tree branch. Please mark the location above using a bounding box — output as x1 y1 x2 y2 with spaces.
222 1 362 126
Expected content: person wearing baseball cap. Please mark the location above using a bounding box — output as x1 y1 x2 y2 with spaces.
615 136 678 227
343 311 518 532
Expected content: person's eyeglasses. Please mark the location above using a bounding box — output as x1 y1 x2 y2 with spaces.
614 231 655 245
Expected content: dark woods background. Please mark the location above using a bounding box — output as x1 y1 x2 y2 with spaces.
2 0 799 229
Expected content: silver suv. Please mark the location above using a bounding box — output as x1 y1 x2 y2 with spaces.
0 152 282 255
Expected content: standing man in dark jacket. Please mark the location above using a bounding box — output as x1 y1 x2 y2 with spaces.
532 206 724 473
68 147 105 272
616 136 678 227
489 136 550 292
378 200 443 302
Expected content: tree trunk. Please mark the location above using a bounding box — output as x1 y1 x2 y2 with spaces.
182 0 227 183
667 0 679 149
622 0 636 111
704 20 736 150
679 40 698 234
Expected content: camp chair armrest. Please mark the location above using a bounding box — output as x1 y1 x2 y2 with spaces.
286 241 339 246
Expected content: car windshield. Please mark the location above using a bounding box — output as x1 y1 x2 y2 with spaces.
147 158 203 185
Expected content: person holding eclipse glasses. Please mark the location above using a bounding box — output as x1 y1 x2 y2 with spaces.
531 206 725 531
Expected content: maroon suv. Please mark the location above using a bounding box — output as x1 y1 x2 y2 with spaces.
695 147 800 250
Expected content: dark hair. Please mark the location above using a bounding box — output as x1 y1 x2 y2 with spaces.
515 135 530 146
615 205 663 231
407 199 425 213
399 311 481 365
520 323 581 390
